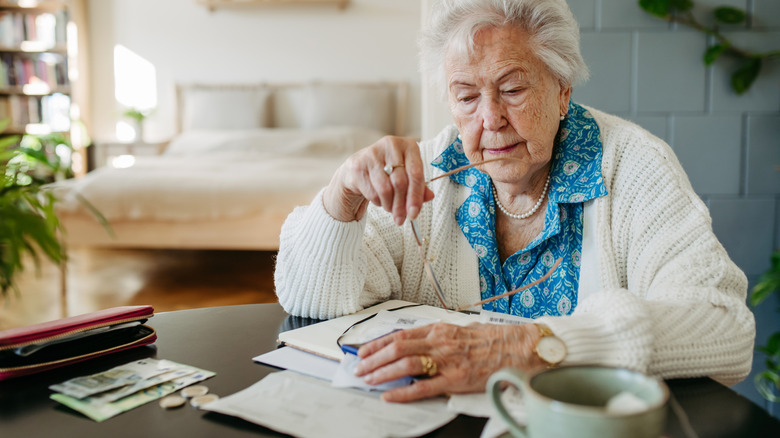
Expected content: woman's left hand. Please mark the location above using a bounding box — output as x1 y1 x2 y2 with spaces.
354 322 546 402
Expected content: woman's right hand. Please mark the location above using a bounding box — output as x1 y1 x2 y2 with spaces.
323 136 435 225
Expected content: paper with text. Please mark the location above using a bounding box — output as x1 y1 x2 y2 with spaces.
203 371 457 438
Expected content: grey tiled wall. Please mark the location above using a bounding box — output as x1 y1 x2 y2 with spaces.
571 0 779 417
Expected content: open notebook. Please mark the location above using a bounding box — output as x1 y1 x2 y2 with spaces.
276 300 482 361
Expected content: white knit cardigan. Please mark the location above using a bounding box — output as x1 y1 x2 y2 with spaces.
275 107 755 385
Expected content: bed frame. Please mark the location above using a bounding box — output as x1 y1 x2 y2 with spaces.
60 81 410 250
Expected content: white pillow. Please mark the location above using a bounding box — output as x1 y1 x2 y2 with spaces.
301 84 395 134
181 85 270 131
271 87 307 129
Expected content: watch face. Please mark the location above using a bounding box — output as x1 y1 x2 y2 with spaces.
537 336 566 364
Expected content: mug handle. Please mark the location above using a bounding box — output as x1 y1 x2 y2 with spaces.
487 368 529 438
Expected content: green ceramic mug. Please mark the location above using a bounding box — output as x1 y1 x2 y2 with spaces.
487 366 669 438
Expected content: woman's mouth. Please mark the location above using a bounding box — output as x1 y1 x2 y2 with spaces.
485 143 519 154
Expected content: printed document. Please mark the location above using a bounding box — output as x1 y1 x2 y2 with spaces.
202 370 457 438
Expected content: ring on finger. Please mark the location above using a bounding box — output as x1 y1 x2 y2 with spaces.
420 355 438 377
383 163 404 176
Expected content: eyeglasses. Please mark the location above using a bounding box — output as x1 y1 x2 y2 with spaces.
411 156 562 312
410 218 449 309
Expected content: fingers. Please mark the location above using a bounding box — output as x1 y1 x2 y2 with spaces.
323 136 429 224
403 149 426 221
381 145 409 226
382 377 448 403
356 323 433 359
355 333 428 377
360 354 426 385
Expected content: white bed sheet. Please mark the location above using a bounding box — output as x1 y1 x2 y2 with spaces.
55 127 384 222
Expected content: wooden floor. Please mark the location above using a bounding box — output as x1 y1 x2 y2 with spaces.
0 247 279 330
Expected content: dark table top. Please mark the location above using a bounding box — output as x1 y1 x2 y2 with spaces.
1 303 778 437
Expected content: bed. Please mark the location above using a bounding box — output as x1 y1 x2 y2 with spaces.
54 81 409 250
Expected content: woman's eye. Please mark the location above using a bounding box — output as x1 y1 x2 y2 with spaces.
459 96 476 103
503 88 522 95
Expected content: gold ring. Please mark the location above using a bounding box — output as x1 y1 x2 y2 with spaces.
383 163 404 176
420 355 438 377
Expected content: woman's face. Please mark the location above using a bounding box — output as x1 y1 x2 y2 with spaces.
445 25 571 186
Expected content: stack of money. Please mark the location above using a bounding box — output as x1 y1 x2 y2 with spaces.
49 359 215 422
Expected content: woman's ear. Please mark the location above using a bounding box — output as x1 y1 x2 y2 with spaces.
559 84 572 115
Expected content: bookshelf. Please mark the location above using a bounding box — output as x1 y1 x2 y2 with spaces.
0 0 76 136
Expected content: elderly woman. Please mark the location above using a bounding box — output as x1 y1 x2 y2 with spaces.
274 0 755 403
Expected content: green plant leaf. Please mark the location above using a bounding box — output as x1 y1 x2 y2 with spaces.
639 0 670 18
704 44 726 65
0 134 20 150
758 343 780 356
74 192 115 239
714 6 746 24
639 0 692 16
751 274 780 307
754 371 780 402
750 250 780 307
670 0 693 12
764 332 780 355
731 58 762 94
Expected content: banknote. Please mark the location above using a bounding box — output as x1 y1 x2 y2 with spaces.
90 367 196 404
50 361 215 422
49 359 180 399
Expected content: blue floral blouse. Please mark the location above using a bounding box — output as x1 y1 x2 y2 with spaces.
431 102 608 318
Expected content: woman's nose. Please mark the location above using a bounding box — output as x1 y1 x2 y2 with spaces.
479 96 507 131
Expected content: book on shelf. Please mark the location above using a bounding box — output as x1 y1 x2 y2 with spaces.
0 92 70 132
0 8 68 49
0 2 74 135
0 52 68 89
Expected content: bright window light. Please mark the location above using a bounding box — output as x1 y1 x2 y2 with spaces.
67 22 79 81
22 81 51 95
116 120 137 143
111 154 136 169
113 44 157 112
25 123 51 135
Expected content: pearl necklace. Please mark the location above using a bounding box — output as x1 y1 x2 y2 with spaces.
492 175 550 220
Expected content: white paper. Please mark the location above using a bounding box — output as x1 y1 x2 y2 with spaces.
447 392 495 418
202 371 458 438
253 346 339 381
478 309 535 326
331 351 413 391
277 300 479 361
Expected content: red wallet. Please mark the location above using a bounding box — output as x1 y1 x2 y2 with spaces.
0 305 157 381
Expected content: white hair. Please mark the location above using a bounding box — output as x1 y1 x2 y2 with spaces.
420 0 589 98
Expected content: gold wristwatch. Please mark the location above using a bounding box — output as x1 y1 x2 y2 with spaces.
533 323 566 366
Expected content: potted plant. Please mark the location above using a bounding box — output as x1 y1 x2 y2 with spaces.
639 0 780 94
0 120 66 296
0 121 108 297
122 107 153 143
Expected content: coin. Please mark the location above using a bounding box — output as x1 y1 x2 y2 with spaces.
190 393 219 409
159 395 187 409
181 385 209 399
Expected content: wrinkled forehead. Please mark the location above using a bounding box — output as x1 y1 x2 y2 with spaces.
444 25 542 80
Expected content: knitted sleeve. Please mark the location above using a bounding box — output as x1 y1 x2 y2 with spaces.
537 113 755 385
274 189 405 319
